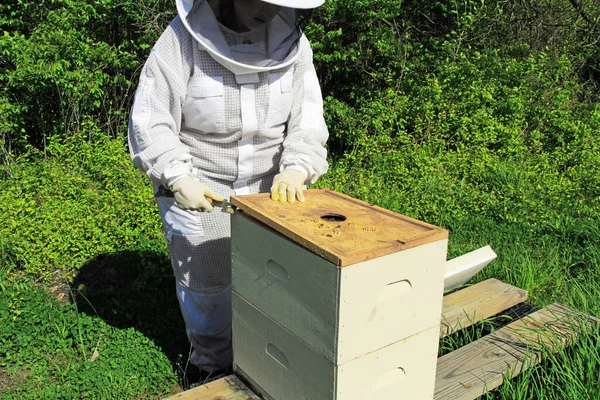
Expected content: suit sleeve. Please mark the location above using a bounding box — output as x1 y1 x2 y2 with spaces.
279 36 329 184
127 17 194 188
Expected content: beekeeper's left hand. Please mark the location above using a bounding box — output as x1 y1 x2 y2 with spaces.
270 170 306 203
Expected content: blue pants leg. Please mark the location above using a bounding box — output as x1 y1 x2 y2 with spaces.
175 283 233 372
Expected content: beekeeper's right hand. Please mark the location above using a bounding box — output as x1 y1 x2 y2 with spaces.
170 175 224 212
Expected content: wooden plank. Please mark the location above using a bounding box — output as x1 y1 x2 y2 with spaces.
164 375 259 400
230 189 448 267
440 278 528 337
434 303 595 400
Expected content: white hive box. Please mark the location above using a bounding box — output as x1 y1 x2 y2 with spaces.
230 189 448 400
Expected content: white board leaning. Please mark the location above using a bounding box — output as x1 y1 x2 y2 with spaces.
443 245 497 292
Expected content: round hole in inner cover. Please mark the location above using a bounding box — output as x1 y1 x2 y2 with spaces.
321 213 347 222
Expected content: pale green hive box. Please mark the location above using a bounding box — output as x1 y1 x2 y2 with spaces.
230 189 448 400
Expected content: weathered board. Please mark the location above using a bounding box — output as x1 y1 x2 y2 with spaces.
163 375 259 400
434 303 595 400
230 189 448 266
440 278 528 337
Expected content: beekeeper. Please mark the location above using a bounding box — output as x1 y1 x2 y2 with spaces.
127 0 328 385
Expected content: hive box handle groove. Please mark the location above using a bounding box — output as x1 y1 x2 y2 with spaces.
266 260 289 283
266 343 289 369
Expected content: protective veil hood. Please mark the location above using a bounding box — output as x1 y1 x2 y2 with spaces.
176 0 305 75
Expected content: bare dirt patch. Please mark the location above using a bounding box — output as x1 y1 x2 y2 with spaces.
48 270 72 306
0 368 28 394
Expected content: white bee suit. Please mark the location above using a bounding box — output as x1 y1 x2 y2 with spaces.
128 0 328 372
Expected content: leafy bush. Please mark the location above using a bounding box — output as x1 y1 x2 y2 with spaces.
0 0 174 153
306 0 600 235
0 124 163 281
306 0 599 158
316 48 600 225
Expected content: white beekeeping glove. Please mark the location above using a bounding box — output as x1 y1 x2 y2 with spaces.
270 170 306 203
170 176 224 212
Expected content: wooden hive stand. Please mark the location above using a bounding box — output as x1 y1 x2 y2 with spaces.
164 277 597 400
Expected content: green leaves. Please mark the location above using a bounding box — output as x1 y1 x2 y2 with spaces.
0 126 177 397
0 278 177 398
309 0 599 238
0 128 163 281
0 0 175 154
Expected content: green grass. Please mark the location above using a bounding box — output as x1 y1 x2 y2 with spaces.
481 320 600 399
0 275 178 399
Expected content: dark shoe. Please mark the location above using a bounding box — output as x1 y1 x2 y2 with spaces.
185 365 233 390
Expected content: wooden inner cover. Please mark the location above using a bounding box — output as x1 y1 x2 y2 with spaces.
230 189 448 267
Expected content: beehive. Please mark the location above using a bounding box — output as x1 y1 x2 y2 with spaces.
230 189 448 400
